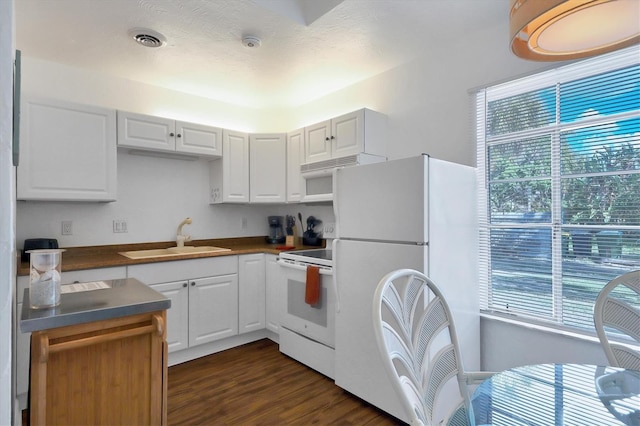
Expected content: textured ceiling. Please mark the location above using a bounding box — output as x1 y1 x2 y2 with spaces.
15 0 508 108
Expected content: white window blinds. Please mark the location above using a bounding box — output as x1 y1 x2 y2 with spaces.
475 46 640 332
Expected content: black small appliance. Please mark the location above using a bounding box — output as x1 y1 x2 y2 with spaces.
22 238 59 262
266 216 285 244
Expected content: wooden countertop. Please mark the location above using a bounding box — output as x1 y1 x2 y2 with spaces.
17 236 325 276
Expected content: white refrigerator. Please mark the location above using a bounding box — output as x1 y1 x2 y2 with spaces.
333 154 479 422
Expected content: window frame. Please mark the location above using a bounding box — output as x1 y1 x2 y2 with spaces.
475 46 640 335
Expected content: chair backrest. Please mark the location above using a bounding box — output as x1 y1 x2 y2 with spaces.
372 269 471 426
593 270 640 370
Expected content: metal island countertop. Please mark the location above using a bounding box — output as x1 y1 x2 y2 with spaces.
20 277 171 333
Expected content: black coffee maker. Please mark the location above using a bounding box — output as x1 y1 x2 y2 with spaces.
266 216 285 244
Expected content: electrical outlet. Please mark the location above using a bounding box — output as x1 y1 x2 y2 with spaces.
61 221 73 235
323 222 336 238
113 219 128 233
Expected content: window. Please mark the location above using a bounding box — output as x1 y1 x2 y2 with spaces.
475 47 640 333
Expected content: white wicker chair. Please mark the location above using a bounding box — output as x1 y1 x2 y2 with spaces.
372 269 491 426
593 270 640 370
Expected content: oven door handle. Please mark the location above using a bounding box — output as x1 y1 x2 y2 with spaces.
276 259 333 276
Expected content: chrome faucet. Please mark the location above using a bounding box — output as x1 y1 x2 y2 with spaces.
176 217 192 247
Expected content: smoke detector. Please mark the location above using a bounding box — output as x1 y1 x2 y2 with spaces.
242 36 262 48
128 28 166 48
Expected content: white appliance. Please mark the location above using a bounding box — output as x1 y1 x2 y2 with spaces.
277 249 336 379
300 153 385 202
333 154 479 422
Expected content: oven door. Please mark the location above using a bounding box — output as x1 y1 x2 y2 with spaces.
277 259 335 348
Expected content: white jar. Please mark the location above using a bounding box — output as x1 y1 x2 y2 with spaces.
28 249 65 309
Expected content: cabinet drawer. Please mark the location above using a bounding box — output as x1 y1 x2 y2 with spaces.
128 256 238 284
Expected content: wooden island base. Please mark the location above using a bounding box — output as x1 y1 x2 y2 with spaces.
29 310 167 425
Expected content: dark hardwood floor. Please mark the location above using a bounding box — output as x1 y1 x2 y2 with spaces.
23 339 401 425
167 339 402 425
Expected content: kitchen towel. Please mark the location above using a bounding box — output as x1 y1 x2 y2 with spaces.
305 265 320 305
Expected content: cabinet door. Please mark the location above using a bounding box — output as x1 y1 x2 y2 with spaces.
117 111 176 152
249 133 286 203
188 274 238 346
210 130 249 203
286 128 305 202
304 120 332 163
176 120 222 157
238 254 266 334
17 97 117 201
265 254 283 334
151 280 189 353
331 109 364 158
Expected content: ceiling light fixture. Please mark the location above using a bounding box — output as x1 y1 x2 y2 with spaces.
242 36 262 48
128 28 167 48
510 0 640 61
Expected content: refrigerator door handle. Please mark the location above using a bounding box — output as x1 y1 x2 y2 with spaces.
332 238 341 313
333 167 339 238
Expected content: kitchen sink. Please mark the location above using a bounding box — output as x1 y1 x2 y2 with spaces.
119 246 231 259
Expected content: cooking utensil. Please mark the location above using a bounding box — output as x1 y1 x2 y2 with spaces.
298 212 304 230
285 215 295 235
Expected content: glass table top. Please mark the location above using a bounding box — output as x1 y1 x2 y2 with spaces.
471 363 640 426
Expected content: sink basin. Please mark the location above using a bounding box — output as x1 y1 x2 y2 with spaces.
119 246 231 259
166 246 230 254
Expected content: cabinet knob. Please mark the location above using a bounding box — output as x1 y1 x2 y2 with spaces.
176 133 182 138
331 135 335 140
325 137 330 141
169 132 175 137
183 282 188 288
190 281 195 286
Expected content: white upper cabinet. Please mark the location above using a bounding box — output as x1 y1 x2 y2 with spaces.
304 120 332 163
286 128 305 202
303 108 387 164
17 97 117 201
209 129 250 203
176 121 222 156
117 111 222 157
250 133 286 203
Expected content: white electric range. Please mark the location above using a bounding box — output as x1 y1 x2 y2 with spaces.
276 248 336 379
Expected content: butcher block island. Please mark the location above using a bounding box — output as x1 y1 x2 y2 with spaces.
20 278 171 426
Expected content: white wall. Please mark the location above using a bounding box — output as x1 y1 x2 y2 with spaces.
16 57 333 248
291 19 610 368
1 1 16 424
287 22 549 167
481 318 609 371
14 9 608 377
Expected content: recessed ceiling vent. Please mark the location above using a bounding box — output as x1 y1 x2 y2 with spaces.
128 28 166 48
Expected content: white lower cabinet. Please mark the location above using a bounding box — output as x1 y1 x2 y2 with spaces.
189 274 239 345
238 254 266 334
148 280 190 352
15 266 127 409
128 257 238 354
265 254 283 334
